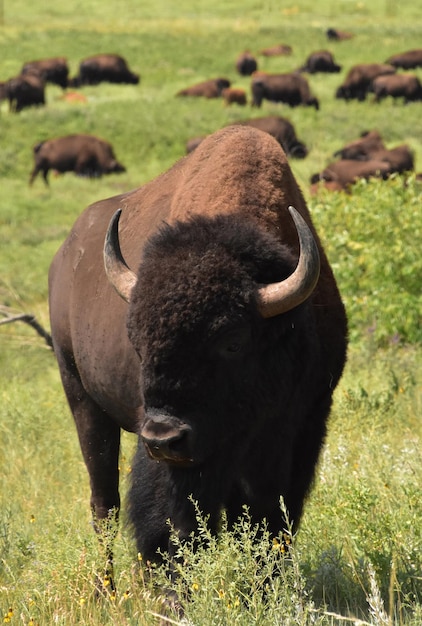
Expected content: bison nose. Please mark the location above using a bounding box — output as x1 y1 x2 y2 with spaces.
141 414 193 464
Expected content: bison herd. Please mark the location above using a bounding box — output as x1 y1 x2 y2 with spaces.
178 43 422 193
2 41 421 191
3 30 421 612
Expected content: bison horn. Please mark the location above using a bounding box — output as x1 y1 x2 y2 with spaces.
256 206 320 318
104 208 137 302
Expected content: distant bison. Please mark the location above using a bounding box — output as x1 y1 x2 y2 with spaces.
311 145 413 190
236 51 258 76
222 87 247 106
234 115 308 158
299 50 342 74
177 78 231 98
371 73 422 103
336 63 396 101
333 130 387 160
310 159 392 189
29 134 126 185
186 136 205 153
21 57 69 89
326 28 354 41
71 54 139 86
260 43 293 56
251 72 319 109
385 49 422 70
5 74 46 112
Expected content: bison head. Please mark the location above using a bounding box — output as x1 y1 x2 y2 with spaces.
104 207 319 467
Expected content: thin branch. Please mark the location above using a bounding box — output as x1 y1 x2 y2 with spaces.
0 307 53 349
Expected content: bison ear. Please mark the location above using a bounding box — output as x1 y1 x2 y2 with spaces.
256 206 320 318
104 209 137 303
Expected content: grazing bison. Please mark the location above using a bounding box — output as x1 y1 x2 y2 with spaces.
326 28 354 41
251 72 319 109
221 87 247 106
176 77 231 98
21 57 69 89
29 134 126 185
260 43 293 56
336 63 396 101
5 74 45 112
49 126 347 598
234 116 308 158
299 50 342 74
371 73 422 104
71 54 139 86
333 130 387 160
385 49 422 70
236 50 258 76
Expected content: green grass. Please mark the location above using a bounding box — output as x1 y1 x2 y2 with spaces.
0 0 421 624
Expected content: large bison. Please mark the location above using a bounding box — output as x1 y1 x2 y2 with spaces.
176 77 231 98
385 49 422 70
5 73 45 112
71 54 140 86
299 50 342 74
251 72 319 109
29 134 126 185
21 57 69 89
336 63 396 101
49 126 347 599
370 73 422 104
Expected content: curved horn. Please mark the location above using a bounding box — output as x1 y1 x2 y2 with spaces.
103 208 137 303
256 206 320 318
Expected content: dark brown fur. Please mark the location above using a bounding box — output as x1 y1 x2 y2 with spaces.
299 50 341 73
371 73 422 103
336 63 396 101
49 126 347 589
21 57 69 89
385 49 422 70
176 77 231 98
29 134 126 185
71 54 139 86
251 72 319 109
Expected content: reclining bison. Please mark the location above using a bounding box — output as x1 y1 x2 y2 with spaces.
29 134 126 185
176 77 231 98
251 72 319 109
21 57 69 89
71 54 140 86
48 126 347 607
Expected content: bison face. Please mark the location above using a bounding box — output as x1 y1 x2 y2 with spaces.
107 211 317 469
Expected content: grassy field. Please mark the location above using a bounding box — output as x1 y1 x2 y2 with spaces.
0 1 421 624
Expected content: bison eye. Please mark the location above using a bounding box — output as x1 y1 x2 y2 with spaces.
213 326 252 360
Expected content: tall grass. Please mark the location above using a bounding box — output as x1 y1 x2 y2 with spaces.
0 0 421 624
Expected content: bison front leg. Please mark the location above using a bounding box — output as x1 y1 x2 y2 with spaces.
55 348 121 591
